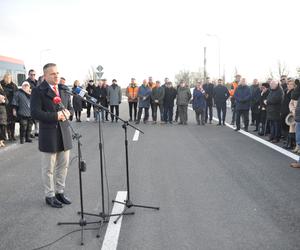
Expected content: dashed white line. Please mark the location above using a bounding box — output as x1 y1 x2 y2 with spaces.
101 191 127 250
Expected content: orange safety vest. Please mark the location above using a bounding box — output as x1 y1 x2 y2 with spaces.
126 85 139 102
229 82 238 97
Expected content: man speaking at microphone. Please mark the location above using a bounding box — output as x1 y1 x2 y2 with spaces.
31 63 73 208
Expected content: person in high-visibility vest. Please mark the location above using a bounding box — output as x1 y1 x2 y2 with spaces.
126 78 139 121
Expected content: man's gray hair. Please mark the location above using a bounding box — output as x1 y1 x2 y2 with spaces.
43 63 56 73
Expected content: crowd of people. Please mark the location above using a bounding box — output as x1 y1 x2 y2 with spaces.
2 70 300 166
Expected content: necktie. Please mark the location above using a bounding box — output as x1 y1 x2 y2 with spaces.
53 85 59 96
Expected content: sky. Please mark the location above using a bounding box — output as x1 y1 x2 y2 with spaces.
1 0 300 87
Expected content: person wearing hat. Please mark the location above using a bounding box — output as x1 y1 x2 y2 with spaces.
107 79 122 122
151 80 165 124
12 81 33 144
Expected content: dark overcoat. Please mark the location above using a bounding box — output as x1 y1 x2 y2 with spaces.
213 84 230 106
72 87 83 111
266 86 284 121
234 85 251 111
31 81 72 153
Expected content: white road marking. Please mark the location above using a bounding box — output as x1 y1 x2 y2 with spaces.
101 191 127 250
187 107 299 161
133 130 140 141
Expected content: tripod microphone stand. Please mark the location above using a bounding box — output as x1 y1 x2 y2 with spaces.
72 97 134 238
77 104 134 238
62 90 159 230
112 120 159 224
55 101 100 246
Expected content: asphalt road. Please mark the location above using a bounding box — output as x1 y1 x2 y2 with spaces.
1 103 300 250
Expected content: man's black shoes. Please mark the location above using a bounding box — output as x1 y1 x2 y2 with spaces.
45 197 63 208
55 193 72 205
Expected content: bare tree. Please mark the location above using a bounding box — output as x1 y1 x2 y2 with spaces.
84 66 97 85
174 68 204 87
268 69 275 80
175 70 191 86
277 60 289 77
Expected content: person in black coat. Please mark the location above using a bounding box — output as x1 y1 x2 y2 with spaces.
12 81 33 144
258 83 270 136
163 81 177 124
26 69 38 89
233 78 251 131
99 80 109 121
213 79 230 126
85 80 94 121
250 79 261 131
202 77 214 124
266 80 284 143
1 73 18 141
26 69 39 137
31 63 73 208
72 80 83 122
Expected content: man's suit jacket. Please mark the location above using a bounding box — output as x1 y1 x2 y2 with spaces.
31 81 72 153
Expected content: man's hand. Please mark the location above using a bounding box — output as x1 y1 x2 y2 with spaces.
62 109 70 119
0 95 5 103
12 109 17 117
57 111 65 121
57 110 70 121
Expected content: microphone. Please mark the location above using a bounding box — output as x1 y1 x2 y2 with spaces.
73 87 98 103
59 85 74 96
60 86 98 105
53 96 71 121
53 96 64 109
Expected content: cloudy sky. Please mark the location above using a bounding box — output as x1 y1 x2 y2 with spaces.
1 0 299 87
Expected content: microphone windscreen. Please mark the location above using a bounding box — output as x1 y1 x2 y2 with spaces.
74 87 82 95
53 96 62 104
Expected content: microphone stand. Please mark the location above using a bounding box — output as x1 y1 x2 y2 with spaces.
112 120 159 224
64 90 159 233
71 97 133 238
56 106 100 246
